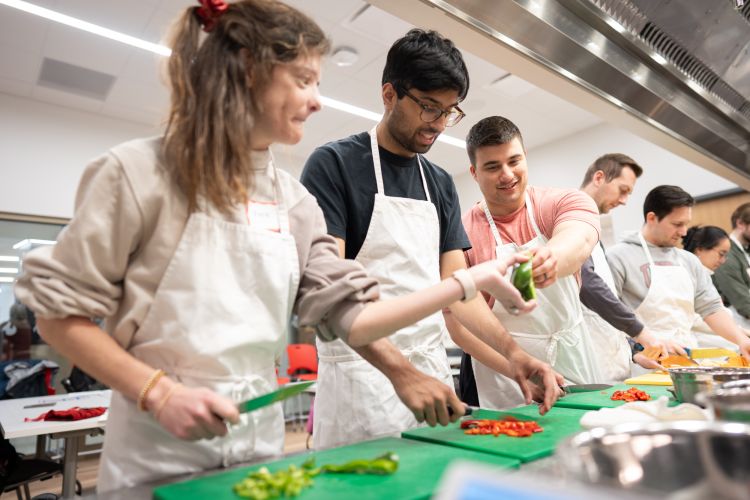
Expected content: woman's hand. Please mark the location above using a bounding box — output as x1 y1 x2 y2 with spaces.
148 378 240 441
468 252 537 316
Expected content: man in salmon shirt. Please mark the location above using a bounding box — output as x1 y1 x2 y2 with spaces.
452 116 602 409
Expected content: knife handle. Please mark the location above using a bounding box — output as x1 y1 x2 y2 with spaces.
448 404 474 417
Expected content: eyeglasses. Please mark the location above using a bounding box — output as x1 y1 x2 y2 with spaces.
402 89 465 127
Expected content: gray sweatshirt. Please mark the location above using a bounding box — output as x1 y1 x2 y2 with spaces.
607 231 723 319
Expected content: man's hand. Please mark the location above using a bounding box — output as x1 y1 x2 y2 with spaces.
389 365 464 426
739 339 750 360
634 329 687 357
469 253 537 316
530 246 557 289
507 349 564 415
633 352 663 371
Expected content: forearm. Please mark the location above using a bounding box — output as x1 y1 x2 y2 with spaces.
351 337 417 380
448 297 520 357
580 261 643 337
444 312 514 377
37 316 165 401
547 225 598 277
348 277 465 347
703 309 747 345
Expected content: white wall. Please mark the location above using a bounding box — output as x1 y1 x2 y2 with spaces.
452 122 738 244
0 93 160 218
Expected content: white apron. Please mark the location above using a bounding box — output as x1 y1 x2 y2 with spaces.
472 195 600 409
313 127 452 450
581 242 633 383
633 233 697 349
97 160 299 492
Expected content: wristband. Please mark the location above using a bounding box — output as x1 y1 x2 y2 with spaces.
452 269 477 303
137 369 165 412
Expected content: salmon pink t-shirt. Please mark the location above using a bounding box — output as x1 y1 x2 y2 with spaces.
463 185 600 306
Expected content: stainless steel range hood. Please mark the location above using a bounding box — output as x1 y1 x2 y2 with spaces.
370 0 750 186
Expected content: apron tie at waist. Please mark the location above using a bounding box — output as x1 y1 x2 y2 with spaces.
511 314 583 366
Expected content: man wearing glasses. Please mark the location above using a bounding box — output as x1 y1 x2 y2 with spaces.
301 29 561 449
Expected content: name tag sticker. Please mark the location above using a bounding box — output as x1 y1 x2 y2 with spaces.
246 200 280 232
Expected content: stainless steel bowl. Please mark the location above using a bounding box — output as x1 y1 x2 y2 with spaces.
699 379 750 423
557 421 750 499
668 366 750 405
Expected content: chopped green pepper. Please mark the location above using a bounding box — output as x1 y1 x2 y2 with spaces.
511 256 536 301
232 452 399 499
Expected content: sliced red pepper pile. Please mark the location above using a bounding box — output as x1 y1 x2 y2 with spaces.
610 387 651 402
459 415 543 437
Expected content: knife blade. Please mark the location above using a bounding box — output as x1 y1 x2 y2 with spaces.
237 381 314 414
561 383 612 394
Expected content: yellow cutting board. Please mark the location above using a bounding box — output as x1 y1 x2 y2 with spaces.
624 372 672 386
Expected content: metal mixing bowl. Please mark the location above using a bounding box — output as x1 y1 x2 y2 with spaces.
699 379 750 424
668 366 750 405
557 421 750 499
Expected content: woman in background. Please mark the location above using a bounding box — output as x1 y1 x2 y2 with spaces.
683 225 743 350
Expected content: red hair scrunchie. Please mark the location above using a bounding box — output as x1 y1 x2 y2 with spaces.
195 0 229 33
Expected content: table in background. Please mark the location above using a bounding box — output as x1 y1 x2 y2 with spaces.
0 389 111 498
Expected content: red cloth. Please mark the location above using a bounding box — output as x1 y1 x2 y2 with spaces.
25 406 107 422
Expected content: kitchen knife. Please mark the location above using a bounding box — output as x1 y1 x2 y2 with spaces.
561 383 612 394
237 381 314 414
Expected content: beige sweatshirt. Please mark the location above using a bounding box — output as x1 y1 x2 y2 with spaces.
15 137 378 348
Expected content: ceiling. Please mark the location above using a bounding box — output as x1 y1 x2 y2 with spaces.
0 0 603 178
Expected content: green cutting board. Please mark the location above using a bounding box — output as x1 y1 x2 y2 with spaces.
152 437 519 500
553 384 676 410
401 405 585 463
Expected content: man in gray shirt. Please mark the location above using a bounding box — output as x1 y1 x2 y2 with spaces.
607 185 750 358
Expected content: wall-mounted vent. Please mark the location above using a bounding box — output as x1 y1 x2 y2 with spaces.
37 58 115 101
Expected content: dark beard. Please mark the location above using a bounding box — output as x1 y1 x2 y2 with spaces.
387 106 438 154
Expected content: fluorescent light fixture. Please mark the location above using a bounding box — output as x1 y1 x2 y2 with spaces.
12 238 57 250
320 96 382 122
0 268 18 274
0 256 20 262
0 277 14 283
0 0 171 56
2 1 467 149
651 53 668 65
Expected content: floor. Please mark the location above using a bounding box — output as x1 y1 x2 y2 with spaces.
1 425 311 499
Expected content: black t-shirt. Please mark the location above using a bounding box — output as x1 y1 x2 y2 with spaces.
300 132 470 260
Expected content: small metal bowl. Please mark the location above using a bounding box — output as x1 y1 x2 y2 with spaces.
557 421 750 499
699 379 750 424
668 366 750 405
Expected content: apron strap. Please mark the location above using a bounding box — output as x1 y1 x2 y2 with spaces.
268 150 290 235
368 126 431 202
638 231 656 268
482 190 544 249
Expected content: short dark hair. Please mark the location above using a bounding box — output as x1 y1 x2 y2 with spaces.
731 202 750 228
683 225 729 253
643 185 694 221
580 153 643 188
382 29 469 101
466 116 525 165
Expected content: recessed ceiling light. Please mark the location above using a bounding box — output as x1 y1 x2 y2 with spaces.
331 46 359 67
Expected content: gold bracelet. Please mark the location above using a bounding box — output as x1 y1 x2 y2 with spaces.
137 369 166 412
154 383 181 420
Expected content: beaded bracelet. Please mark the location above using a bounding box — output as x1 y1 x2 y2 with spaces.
137 369 165 412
